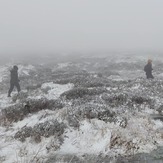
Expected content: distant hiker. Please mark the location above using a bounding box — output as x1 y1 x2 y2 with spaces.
144 59 154 79
8 65 21 97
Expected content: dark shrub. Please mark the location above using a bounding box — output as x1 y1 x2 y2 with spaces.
1 98 64 125
26 83 41 91
98 110 115 123
14 120 66 142
131 96 151 104
101 93 128 107
61 87 107 100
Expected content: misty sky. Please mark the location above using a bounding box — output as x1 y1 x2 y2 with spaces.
0 0 163 55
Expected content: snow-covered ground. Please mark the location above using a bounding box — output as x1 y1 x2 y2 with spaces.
0 55 163 163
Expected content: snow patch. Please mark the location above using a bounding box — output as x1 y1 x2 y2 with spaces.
41 82 74 100
59 119 111 155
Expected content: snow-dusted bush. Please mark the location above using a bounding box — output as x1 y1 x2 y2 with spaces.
1 103 28 125
101 93 128 107
65 103 115 124
97 69 120 77
1 98 64 125
46 136 64 153
98 110 115 123
112 116 128 128
26 83 42 91
54 78 71 85
46 154 116 163
67 115 80 128
131 96 151 105
106 61 144 71
46 154 81 163
110 133 137 153
53 71 107 88
14 120 66 142
14 126 33 142
80 79 105 88
54 74 89 86
52 69 88 80
61 87 107 100
23 98 64 112
12 91 28 102
157 105 163 115
116 146 163 163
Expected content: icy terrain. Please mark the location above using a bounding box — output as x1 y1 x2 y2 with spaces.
0 54 163 163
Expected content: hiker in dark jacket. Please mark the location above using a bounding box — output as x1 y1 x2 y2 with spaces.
144 59 154 79
8 65 21 97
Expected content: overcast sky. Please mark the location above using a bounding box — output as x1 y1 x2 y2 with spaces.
0 0 163 55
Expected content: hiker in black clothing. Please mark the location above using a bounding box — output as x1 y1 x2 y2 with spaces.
144 59 154 79
8 65 21 97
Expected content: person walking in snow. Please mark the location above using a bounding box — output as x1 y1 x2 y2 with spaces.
144 59 154 79
8 65 21 97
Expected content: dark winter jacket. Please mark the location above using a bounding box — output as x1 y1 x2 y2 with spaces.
144 63 154 79
10 69 19 83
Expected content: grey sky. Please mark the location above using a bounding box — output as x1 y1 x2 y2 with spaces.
0 0 163 55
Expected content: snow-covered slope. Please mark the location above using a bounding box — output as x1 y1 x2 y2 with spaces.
0 56 163 163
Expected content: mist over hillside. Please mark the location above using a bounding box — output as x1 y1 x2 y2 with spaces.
1 49 162 66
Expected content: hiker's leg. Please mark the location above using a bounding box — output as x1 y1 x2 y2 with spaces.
8 83 14 96
15 82 21 93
